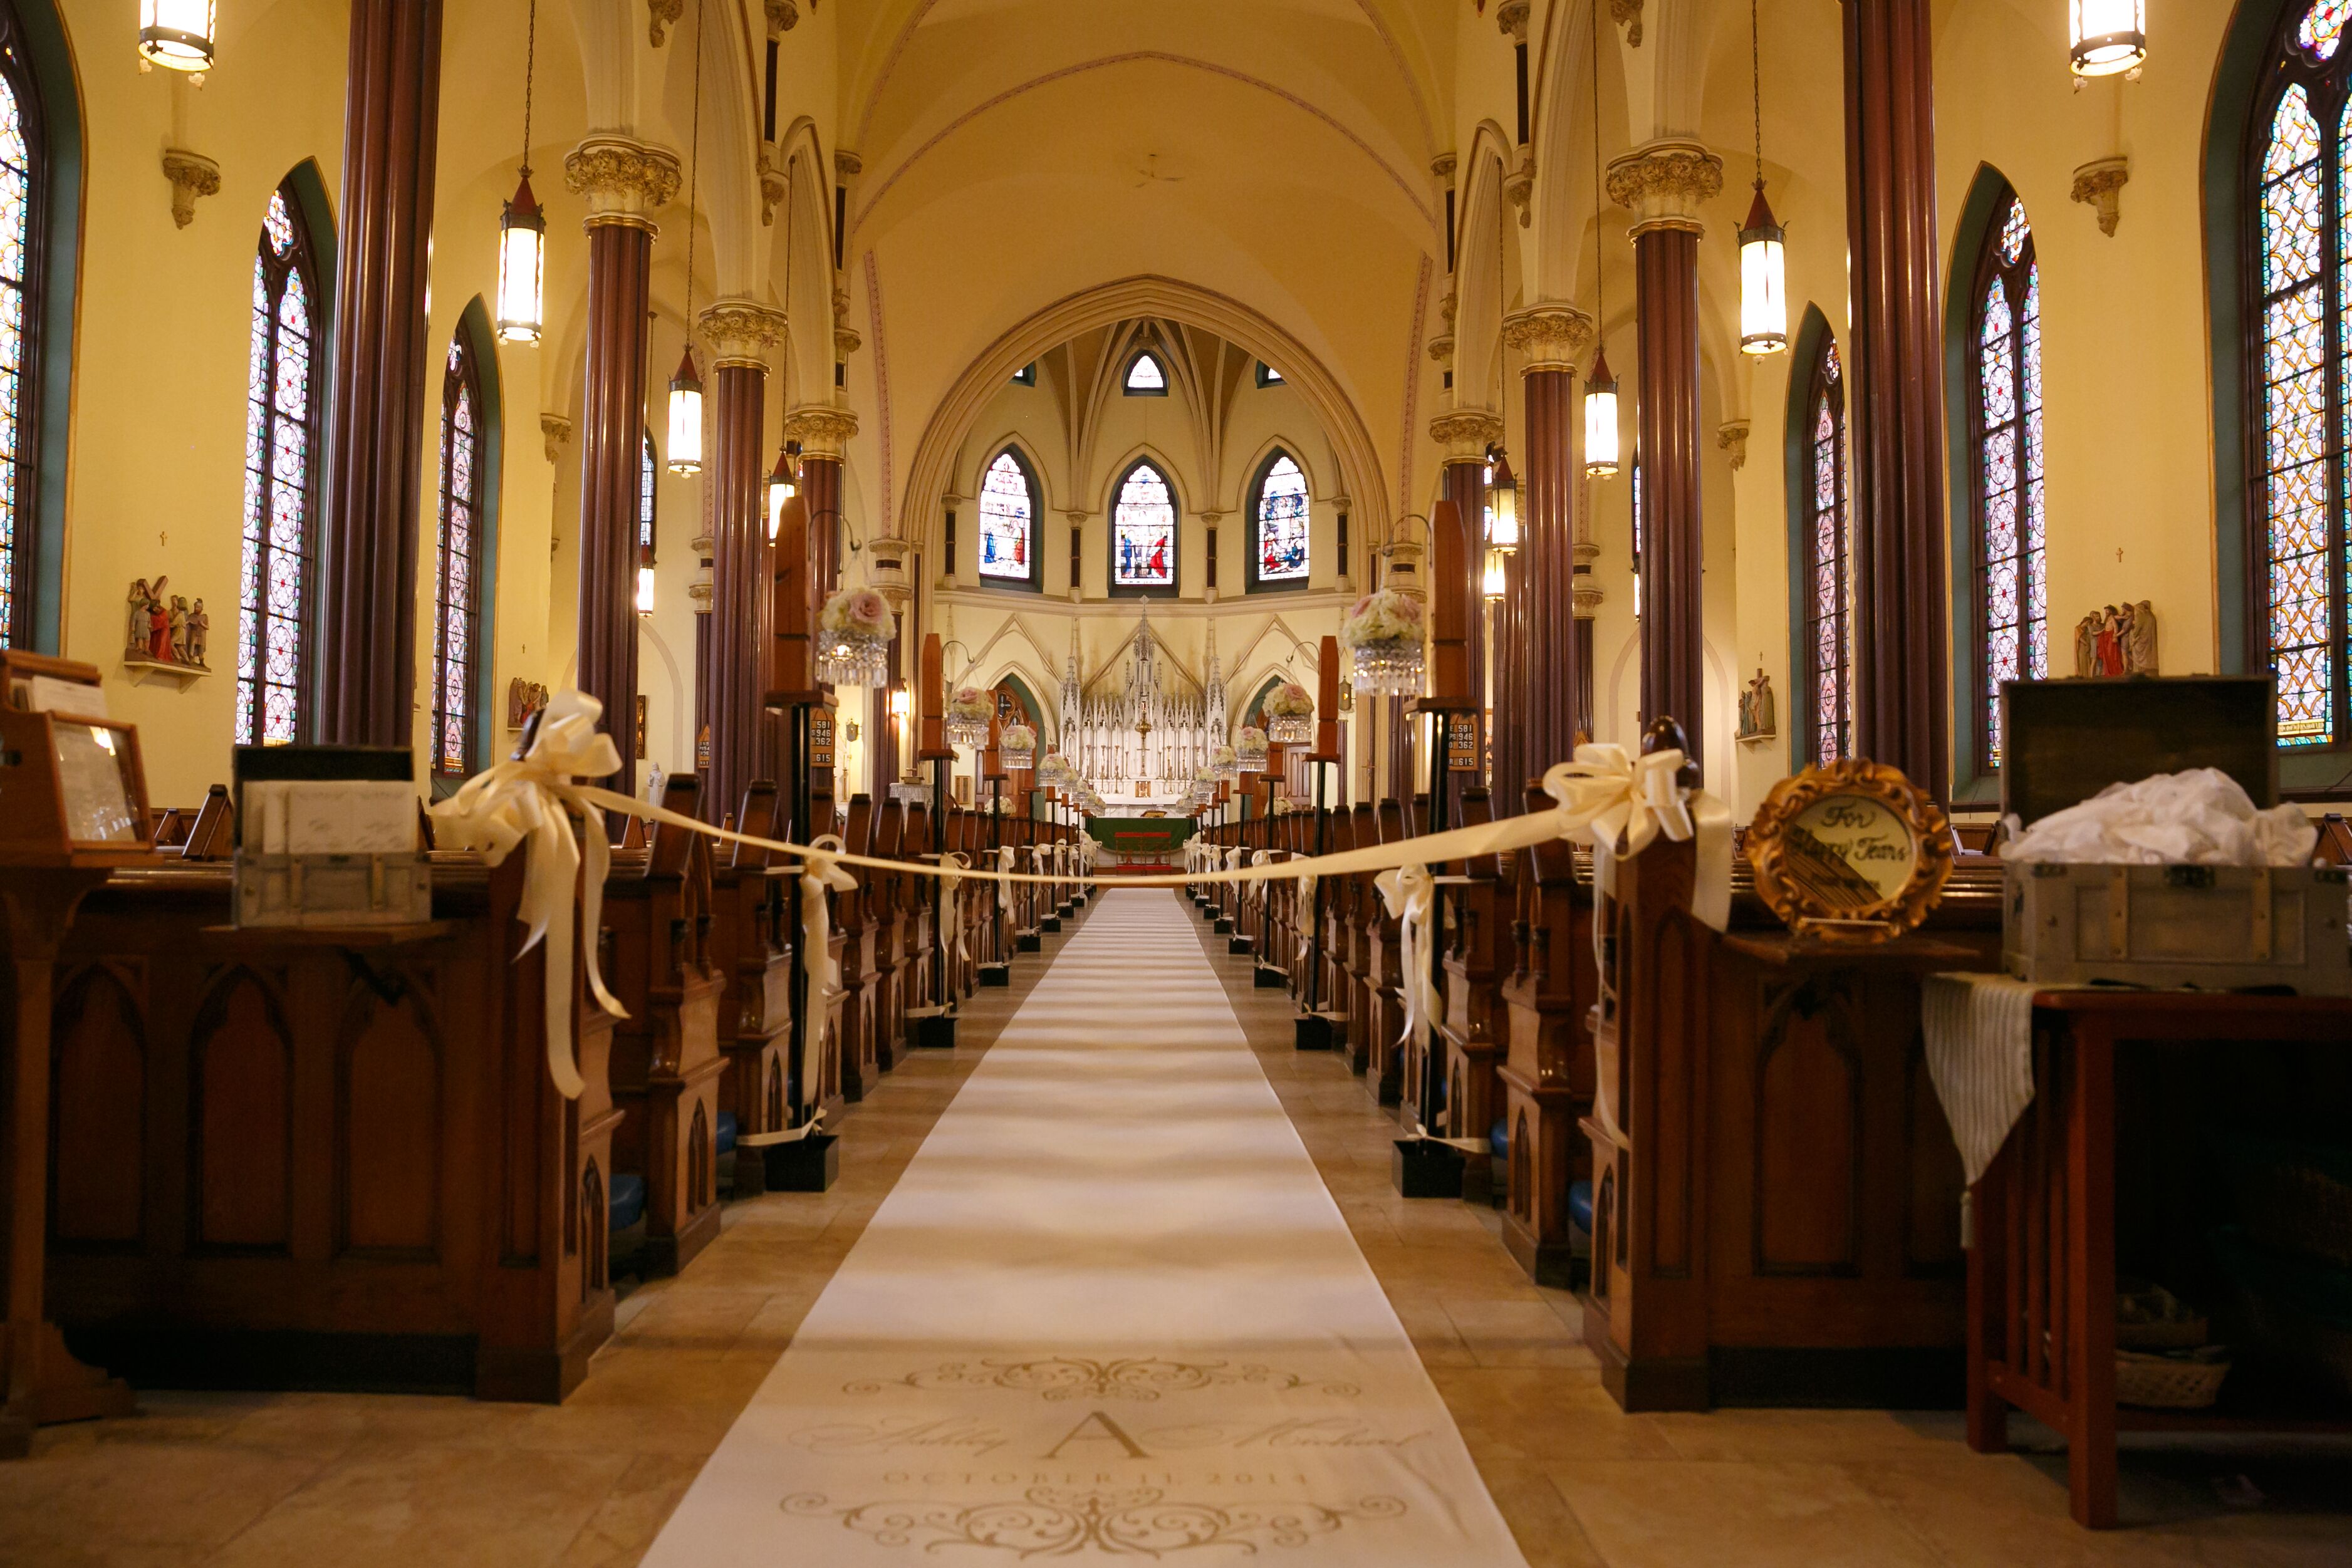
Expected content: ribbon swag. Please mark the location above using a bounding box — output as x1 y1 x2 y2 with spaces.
995 844 1017 911
429 690 632 1101
938 852 970 963
788 837 859 1133
1294 870 1318 966
1541 742 1734 933
1375 864 1442 1065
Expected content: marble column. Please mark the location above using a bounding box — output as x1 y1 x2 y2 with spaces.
1505 304 1595 789
1844 0 1951 797
316 0 442 747
565 136 680 799
702 301 787 825
1609 141 1722 767
1430 407 1499 796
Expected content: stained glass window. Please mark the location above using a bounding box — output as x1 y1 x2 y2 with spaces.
235 180 323 747
1966 185 2048 769
1124 354 1167 395
1256 361 1283 387
977 448 1037 584
640 428 657 554
1111 459 1177 589
1630 462 1644 620
1250 450 1309 587
0 12 41 650
1801 340 1851 766
432 335 485 777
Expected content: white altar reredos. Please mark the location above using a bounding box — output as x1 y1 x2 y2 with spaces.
1059 602 1228 806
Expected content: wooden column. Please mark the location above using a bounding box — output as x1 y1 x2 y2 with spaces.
564 137 680 799
701 303 786 824
1844 0 1951 797
1506 307 1593 789
1610 143 1722 764
316 0 443 747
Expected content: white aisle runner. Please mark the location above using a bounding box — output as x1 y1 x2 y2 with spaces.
643 888 1527 1565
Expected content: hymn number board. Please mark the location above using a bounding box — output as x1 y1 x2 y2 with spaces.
1745 759 1951 944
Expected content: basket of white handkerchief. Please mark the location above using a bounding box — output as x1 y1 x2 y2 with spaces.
2000 767 2349 994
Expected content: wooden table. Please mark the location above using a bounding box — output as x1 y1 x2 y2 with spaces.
1964 991 2352 1528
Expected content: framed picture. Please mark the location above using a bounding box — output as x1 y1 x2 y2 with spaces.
1745 759 1951 944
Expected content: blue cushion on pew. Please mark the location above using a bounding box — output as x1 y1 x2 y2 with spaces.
1489 1118 1509 1160
716 1110 738 1158
1568 1179 1593 1235
609 1173 648 1233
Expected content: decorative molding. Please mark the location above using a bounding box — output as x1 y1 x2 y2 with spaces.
1428 407 1503 459
784 403 860 457
1605 140 1724 236
1425 332 1454 365
765 0 798 36
1573 539 1604 620
835 148 864 181
1439 291 1457 327
647 0 682 46
759 142 788 226
835 324 863 359
1430 152 1457 184
1504 148 1535 228
1496 0 1529 43
1717 419 1751 470
699 299 788 369
540 413 573 465
564 136 681 229
1501 303 1596 372
1611 0 1645 47
160 148 219 229
833 283 853 323
2071 155 2129 237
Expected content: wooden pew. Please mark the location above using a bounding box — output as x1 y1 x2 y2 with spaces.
1498 782 1599 1285
1579 731 2000 1411
833 794 883 1100
868 799 910 1070
1316 804 1360 1056
900 798 939 1041
39 851 618 1402
1364 797 1410 1109
601 774 728 1277
706 781 791 1197
1341 803 1382 1082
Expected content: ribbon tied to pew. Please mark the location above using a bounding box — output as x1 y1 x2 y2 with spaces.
1540 742 1732 933
939 852 971 963
1294 870 1318 965
995 844 1017 911
429 689 632 1102
782 837 858 1138
1375 863 1443 1064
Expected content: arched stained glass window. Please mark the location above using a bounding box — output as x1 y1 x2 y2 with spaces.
1965 184 2048 769
1800 340 1851 766
977 447 1038 585
235 180 325 746
0 10 42 649
1249 450 1309 588
1111 459 1177 591
2249 6 2352 750
1124 353 1167 395
640 428 657 556
432 334 484 777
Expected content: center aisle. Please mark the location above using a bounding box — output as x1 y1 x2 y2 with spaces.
643 888 1527 1565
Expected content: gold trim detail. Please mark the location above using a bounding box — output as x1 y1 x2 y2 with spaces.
783 403 860 456
700 300 788 369
1605 142 1723 236
1501 304 1596 371
1427 408 1503 458
1746 759 1952 945
565 137 682 226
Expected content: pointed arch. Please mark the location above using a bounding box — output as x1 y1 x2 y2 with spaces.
1246 447 1311 592
1123 350 1169 395
432 299 502 784
1786 305 1850 769
1108 455 1179 596
975 444 1043 590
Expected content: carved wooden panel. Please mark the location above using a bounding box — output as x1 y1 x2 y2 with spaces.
1904 1034 1966 1274
192 968 294 1250
1647 915 1695 1276
340 984 442 1257
1753 978 1863 1277
50 963 146 1247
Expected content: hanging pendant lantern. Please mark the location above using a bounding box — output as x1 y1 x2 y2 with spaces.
1737 185 1788 355
495 173 546 345
1482 545 1507 605
766 440 800 541
1483 447 1520 554
2069 0 2145 80
667 346 703 475
138 0 217 75
1583 349 1621 478
635 543 657 616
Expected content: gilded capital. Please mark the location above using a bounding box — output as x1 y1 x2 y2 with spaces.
1502 303 1596 373
783 403 860 457
565 135 681 231
1428 407 1503 460
699 299 788 369
1605 140 1724 236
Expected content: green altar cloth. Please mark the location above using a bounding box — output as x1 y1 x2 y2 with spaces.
1086 816 1197 858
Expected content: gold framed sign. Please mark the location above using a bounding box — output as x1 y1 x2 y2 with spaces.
1745 759 1950 944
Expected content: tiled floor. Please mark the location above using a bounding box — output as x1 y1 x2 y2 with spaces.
4 890 2348 1566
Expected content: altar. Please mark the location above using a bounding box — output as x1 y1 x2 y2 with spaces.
1085 816 1196 864
1058 602 1228 801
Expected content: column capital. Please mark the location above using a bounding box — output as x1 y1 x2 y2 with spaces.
1430 152 1457 184
783 402 860 457
1502 303 1596 373
699 298 788 369
1496 0 1530 43
1428 407 1502 460
765 0 799 36
565 135 681 231
835 148 864 181
1605 139 1723 237
539 413 573 465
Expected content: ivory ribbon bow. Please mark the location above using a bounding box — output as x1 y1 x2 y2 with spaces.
995 844 1017 911
939 852 970 963
1541 743 1734 932
796 836 859 1124
1296 870 1318 965
1224 846 1243 874
1249 849 1271 905
1375 863 1442 1062
429 689 630 1101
